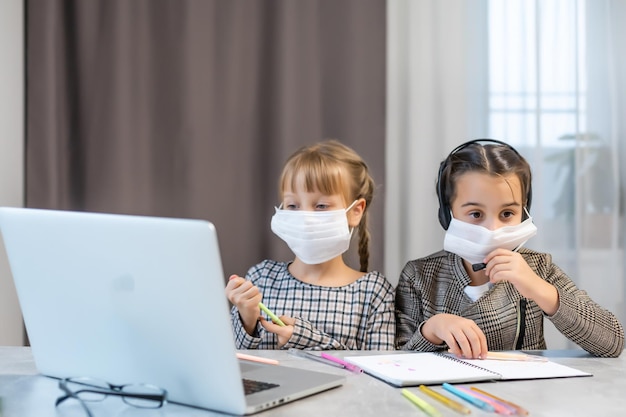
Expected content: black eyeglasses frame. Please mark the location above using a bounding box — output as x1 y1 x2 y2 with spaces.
56 377 167 417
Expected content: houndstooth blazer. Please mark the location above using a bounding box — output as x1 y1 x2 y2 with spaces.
395 248 624 358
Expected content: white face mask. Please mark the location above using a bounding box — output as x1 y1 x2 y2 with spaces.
443 210 537 267
270 201 357 265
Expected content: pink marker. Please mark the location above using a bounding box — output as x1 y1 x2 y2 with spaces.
320 352 363 373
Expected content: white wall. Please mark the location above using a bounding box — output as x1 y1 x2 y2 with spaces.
0 0 25 345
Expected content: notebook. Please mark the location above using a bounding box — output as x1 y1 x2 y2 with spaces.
344 352 591 387
0 207 345 415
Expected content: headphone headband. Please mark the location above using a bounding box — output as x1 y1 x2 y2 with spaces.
436 139 532 229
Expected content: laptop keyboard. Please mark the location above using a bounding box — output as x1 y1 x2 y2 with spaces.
243 378 280 395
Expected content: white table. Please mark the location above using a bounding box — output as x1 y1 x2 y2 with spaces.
0 347 624 417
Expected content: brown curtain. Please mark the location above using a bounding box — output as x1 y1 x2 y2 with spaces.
26 0 386 279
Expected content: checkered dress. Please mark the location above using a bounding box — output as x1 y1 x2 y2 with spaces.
231 260 396 350
395 249 624 358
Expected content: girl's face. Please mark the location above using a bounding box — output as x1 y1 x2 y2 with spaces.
281 185 365 228
450 172 524 230
282 188 346 212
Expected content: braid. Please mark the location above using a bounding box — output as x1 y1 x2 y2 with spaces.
357 210 371 272
354 165 375 273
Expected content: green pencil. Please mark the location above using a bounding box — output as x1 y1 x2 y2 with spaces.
258 302 286 326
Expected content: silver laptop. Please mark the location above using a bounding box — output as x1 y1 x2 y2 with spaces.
0 207 345 415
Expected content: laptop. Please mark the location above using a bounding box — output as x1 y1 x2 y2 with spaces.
0 207 345 415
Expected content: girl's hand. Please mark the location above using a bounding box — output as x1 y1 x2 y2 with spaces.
225 274 262 335
483 249 559 315
422 313 488 359
259 316 295 348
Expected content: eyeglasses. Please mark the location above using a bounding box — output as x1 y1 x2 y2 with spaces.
56 377 167 417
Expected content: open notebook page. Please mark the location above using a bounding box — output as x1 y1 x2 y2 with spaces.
344 353 591 387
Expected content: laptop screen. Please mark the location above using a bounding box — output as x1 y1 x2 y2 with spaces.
0 207 250 413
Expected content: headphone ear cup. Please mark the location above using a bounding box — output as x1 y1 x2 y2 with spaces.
438 206 451 230
436 161 449 230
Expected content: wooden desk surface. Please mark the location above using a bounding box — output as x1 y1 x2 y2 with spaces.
0 347 623 417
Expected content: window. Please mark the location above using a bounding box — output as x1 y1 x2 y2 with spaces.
488 0 586 148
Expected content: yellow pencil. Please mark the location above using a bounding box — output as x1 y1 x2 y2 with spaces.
401 389 443 417
470 387 529 416
419 385 471 415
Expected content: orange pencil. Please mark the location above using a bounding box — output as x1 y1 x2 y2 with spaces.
470 387 529 416
484 351 547 362
236 352 279 365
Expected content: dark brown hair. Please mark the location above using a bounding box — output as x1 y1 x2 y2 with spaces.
437 141 532 229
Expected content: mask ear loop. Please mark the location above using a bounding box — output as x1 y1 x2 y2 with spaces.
345 200 362 237
345 200 359 212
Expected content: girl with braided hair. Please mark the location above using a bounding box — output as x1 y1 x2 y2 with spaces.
226 140 395 350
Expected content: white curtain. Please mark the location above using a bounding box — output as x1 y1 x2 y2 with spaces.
386 0 626 349
385 0 489 285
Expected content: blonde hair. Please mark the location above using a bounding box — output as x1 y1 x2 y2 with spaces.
278 139 375 272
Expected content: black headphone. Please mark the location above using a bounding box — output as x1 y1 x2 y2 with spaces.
436 139 532 230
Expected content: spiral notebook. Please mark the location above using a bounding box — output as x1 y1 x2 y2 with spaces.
344 352 591 387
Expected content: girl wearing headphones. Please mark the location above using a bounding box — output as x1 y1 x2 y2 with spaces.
395 140 624 358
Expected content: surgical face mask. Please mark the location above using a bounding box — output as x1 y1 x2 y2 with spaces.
443 210 537 268
270 201 357 265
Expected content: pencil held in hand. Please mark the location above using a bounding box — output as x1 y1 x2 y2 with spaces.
259 302 286 326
